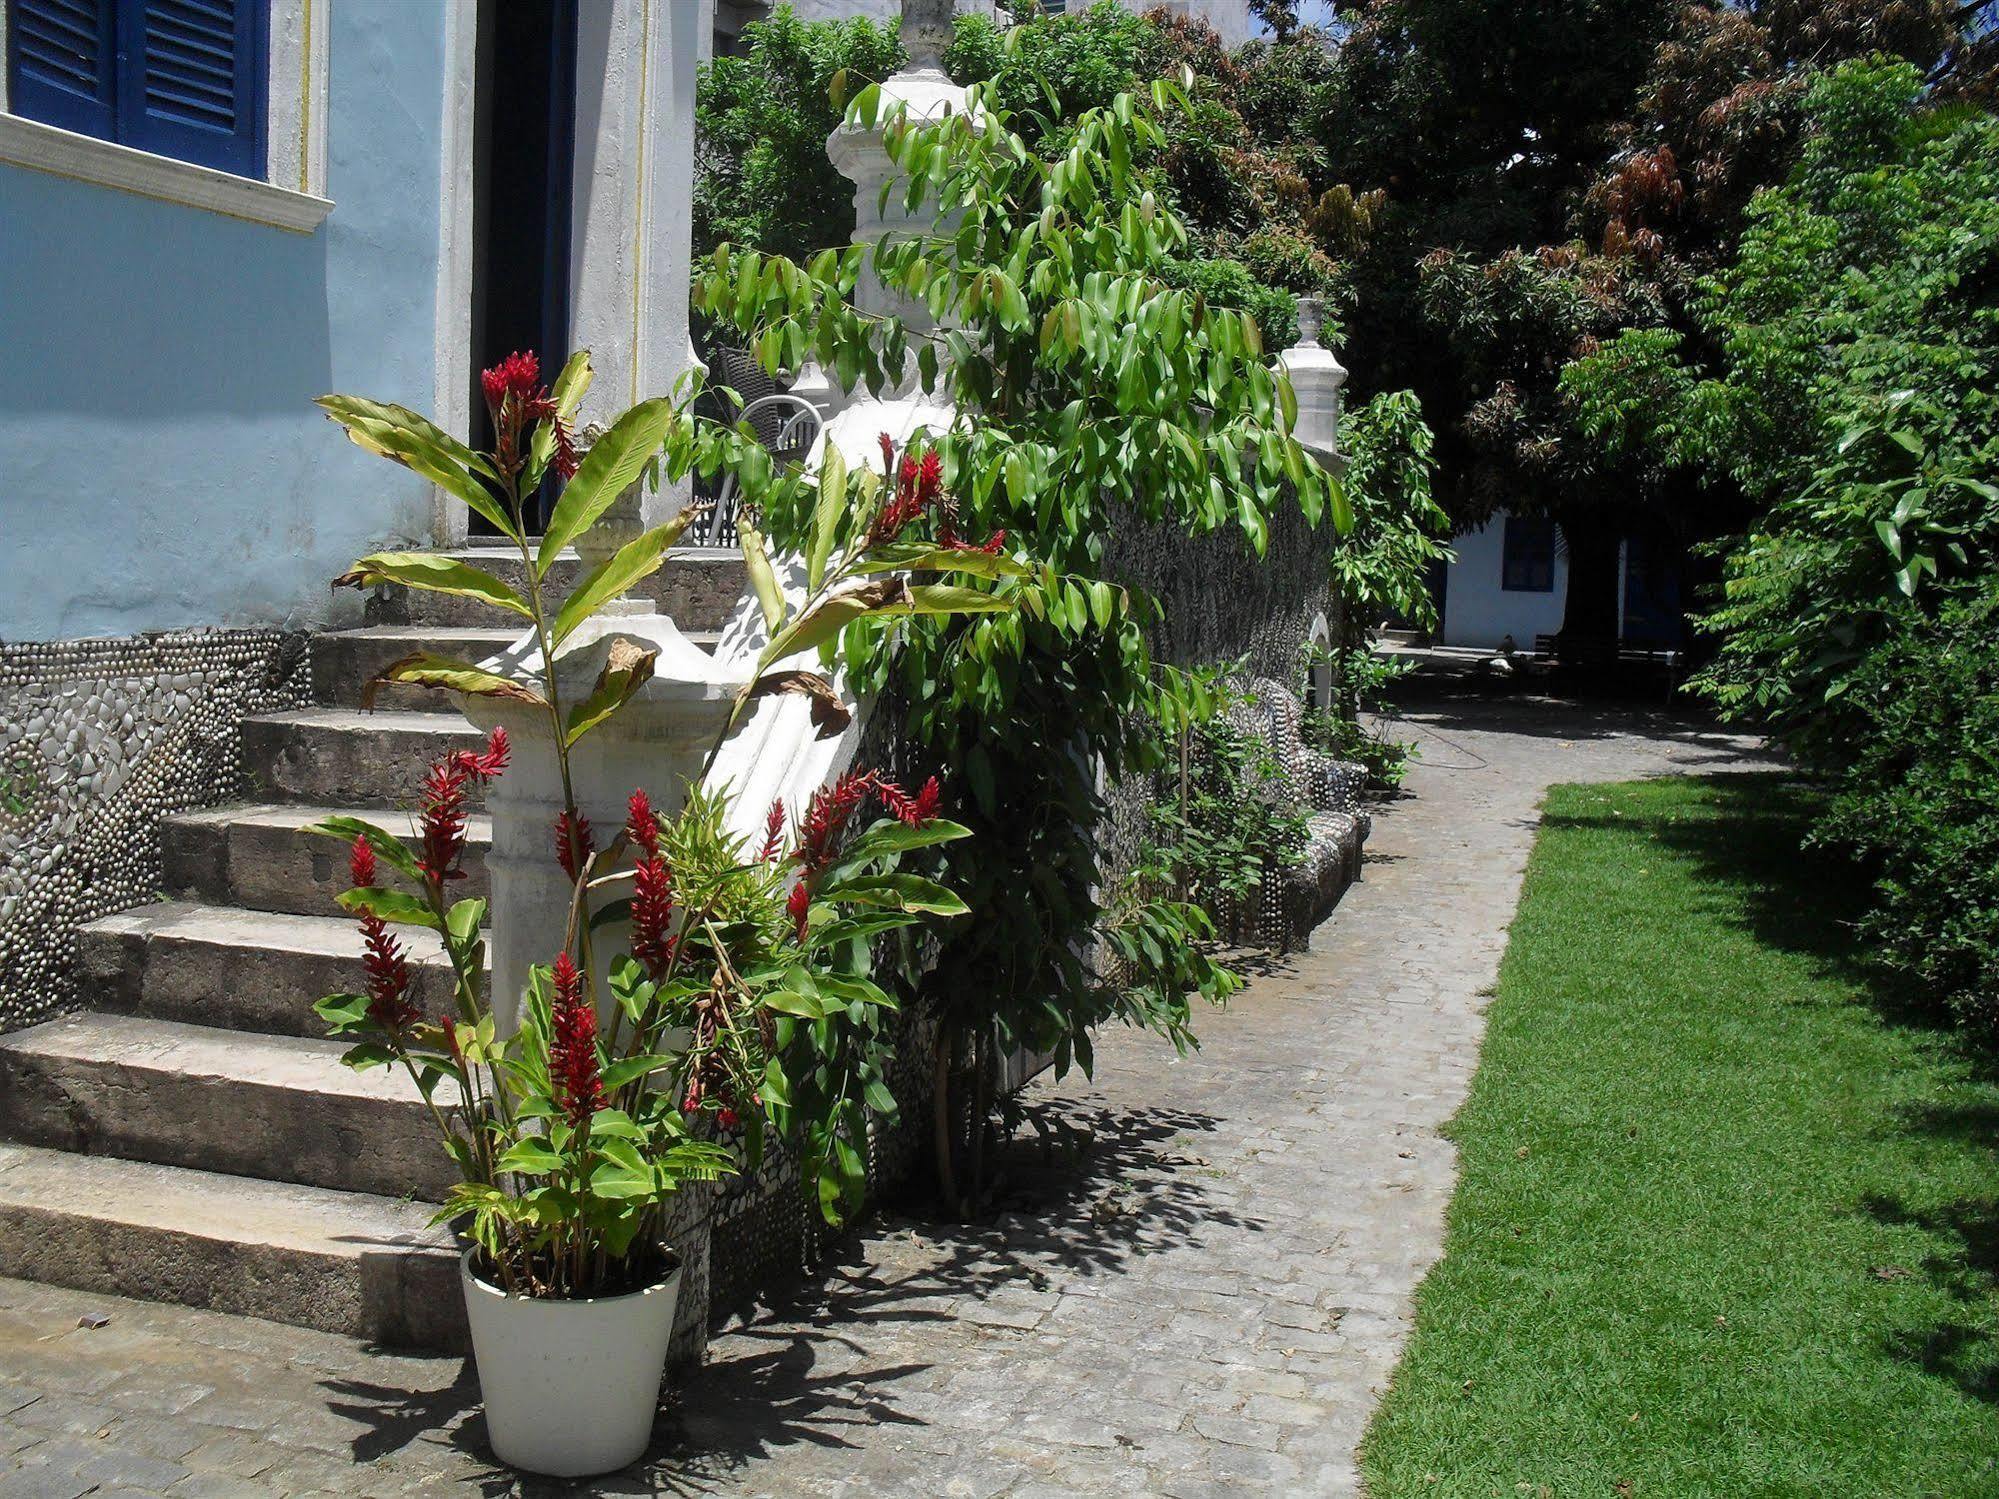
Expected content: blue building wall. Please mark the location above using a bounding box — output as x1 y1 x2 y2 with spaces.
0 2 447 642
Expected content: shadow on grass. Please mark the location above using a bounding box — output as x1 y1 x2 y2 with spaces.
1543 773 1999 1414
321 1098 1245 1495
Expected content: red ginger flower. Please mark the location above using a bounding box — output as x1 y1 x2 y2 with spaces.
632 853 678 980
481 350 540 410
549 952 605 1127
441 1015 463 1065
417 728 508 886
359 909 417 1033
349 834 377 889
479 351 581 480
786 880 812 943
758 799 787 864
554 809 594 883
797 770 873 873
625 788 660 859
879 774 943 828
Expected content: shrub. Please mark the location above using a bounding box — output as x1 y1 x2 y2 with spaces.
1564 61 1999 1033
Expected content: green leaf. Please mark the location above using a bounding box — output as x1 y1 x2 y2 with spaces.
838 817 973 864
497 1137 565 1175
302 815 424 884
818 872 969 917
739 522 785 634
333 553 531 618
537 397 678 575
809 447 848 591
551 512 696 647
852 544 1029 579
315 396 516 539
361 653 546 712
600 1054 677 1089
563 638 658 747
314 992 370 1029
528 351 593 482
337 886 443 931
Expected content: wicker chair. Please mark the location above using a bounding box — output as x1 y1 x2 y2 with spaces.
688 348 825 548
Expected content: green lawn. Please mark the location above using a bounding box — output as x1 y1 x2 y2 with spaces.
1360 776 1999 1499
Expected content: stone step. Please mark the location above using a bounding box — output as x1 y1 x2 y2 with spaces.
241 707 487 807
163 802 492 916
0 1143 463 1348
383 546 746 631
0 1013 458 1200
80 900 470 1040
311 624 522 713
312 623 724 712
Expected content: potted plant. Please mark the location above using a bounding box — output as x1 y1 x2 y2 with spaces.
307 351 1022 1475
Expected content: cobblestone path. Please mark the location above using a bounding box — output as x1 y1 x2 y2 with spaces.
0 693 1771 1497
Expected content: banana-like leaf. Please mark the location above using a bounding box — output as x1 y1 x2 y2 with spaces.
897 584 1018 616
819 872 970 917
315 396 517 540
300 814 425 884
808 447 848 590
563 638 657 747
852 544 1029 579
551 510 697 647
760 576 909 665
738 522 785 634
337 886 443 930
736 668 852 738
537 397 678 576
362 652 547 712
334 552 531 618
315 395 498 479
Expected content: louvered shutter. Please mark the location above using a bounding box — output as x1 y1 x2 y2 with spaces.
115 0 266 177
8 0 118 141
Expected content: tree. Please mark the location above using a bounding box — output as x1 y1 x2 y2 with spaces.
1314 0 1994 637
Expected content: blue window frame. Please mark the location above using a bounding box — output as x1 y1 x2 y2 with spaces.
8 0 267 178
1501 514 1556 593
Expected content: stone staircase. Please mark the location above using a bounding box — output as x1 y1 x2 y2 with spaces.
0 547 744 1349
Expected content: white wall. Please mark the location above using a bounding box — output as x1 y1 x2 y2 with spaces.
1441 512 1569 650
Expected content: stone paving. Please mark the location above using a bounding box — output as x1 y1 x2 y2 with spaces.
0 691 1773 1497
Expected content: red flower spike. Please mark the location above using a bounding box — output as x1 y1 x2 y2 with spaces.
877 432 896 474
786 880 812 943
632 853 678 980
463 727 510 781
625 788 660 860
549 952 605 1127
917 449 942 506
758 799 787 864
554 810 594 883
442 1015 463 1065
797 769 874 872
349 835 377 889
359 910 417 1033
912 775 942 825
717 1107 739 1131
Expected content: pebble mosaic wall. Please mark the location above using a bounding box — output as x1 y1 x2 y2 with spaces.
0 630 310 1032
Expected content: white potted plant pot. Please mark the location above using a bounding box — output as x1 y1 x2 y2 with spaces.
459 1248 682 1478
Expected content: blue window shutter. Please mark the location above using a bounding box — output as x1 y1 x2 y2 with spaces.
115 0 267 177
8 0 118 141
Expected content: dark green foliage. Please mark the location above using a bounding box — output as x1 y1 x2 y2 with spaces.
1565 61 1999 1031
693 8 903 260
1828 592 1999 1035
1145 683 1312 920
1158 256 1299 353
1362 777 1999 1495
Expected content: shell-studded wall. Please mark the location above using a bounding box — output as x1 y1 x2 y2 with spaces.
0 630 310 1032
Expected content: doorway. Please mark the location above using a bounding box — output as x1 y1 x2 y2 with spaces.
469 0 578 536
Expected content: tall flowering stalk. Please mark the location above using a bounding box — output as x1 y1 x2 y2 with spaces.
312 351 1008 1292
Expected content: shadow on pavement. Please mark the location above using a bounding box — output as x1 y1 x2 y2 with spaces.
321 1097 1249 1495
